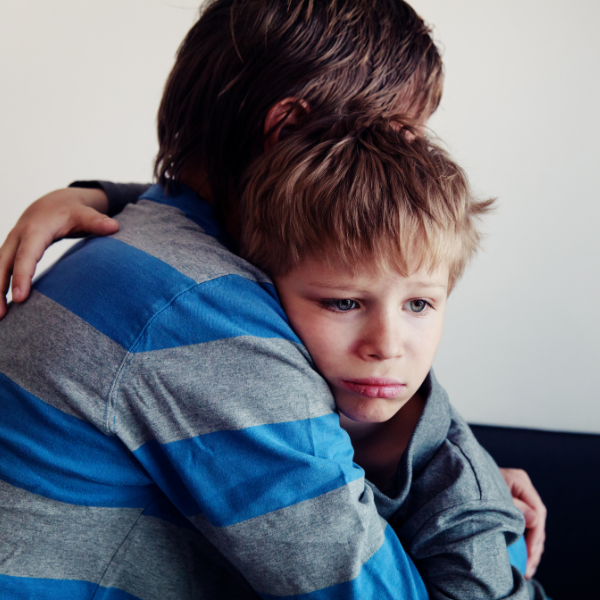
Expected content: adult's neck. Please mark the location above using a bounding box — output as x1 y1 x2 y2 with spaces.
180 169 242 244
180 167 213 205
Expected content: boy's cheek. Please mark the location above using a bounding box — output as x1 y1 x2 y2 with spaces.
296 321 349 372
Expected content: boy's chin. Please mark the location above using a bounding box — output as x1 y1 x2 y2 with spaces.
337 397 405 424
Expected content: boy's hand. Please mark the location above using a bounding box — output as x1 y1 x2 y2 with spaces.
0 188 118 319
499 467 546 579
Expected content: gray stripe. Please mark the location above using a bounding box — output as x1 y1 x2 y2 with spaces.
0 291 126 428
112 335 334 448
0 479 258 600
98 512 257 600
0 478 143 582
114 201 271 285
191 478 386 596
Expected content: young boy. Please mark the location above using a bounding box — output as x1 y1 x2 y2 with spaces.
238 117 547 599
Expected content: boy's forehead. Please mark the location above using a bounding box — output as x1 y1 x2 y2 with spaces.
291 254 449 291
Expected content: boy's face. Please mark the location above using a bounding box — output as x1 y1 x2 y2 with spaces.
274 256 449 423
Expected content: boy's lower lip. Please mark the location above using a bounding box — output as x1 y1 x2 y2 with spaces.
340 380 406 399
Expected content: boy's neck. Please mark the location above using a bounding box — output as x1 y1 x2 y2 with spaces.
339 393 426 489
337 416 383 441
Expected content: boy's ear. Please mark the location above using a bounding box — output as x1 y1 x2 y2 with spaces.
264 98 310 152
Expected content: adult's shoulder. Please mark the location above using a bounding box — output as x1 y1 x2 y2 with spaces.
113 196 269 288
32 192 291 355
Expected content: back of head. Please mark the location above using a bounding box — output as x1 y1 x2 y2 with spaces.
155 0 443 216
240 118 494 291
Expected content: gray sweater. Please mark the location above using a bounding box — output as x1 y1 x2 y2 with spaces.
369 372 546 600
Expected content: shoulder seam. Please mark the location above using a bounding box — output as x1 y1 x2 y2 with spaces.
104 273 253 434
446 435 484 499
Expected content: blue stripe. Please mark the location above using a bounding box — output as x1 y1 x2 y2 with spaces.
135 274 300 352
34 236 197 350
139 183 234 248
508 535 528 575
261 525 428 600
34 237 299 352
134 413 363 527
0 575 142 600
0 371 154 507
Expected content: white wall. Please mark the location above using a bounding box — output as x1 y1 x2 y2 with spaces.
1 0 599 433
0 0 201 271
410 0 600 433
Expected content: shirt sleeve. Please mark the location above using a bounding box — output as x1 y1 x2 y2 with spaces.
69 180 152 217
388 426 535 600
111 275 429 600
399 498 532 600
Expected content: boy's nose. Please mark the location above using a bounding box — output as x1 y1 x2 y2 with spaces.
358 316 403 361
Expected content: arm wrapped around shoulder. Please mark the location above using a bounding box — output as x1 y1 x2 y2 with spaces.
391 409 534 600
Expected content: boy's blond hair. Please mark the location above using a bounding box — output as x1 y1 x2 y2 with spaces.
240 119 493 291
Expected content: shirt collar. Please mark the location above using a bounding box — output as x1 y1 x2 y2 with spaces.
140 183 235 250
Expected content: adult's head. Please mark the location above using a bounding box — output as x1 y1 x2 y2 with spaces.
155 0 443 217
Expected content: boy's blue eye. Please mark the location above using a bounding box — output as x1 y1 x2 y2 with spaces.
328 299 357 312
409 300 428 313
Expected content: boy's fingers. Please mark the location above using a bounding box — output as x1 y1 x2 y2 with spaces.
11 231 54 303
1 207 119 314
92 216 120 236
512 496 545 578
515 473 546 518
0 234 19 318
511 497 536 526
501 468 547 525
0 187 115 317
499 468 546 579
524 527 544 579
66 206 119 238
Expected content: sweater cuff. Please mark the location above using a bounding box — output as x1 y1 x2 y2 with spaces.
69 181 152 217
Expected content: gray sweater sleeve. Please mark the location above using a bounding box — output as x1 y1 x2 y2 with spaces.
395 440 547 600
370 374 547 600
69 181 152 217
393 435 530 600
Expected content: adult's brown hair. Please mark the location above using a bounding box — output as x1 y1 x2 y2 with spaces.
155 0 443 218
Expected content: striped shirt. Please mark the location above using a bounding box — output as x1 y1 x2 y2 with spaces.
0 184 428 600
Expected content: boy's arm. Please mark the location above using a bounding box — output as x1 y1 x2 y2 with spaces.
387 420 546 600
0 182 149 318
399 498 535 600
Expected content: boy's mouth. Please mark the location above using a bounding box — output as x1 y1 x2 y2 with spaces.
340 378 406 399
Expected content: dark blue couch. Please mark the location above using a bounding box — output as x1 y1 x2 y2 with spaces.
471 425 600 600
